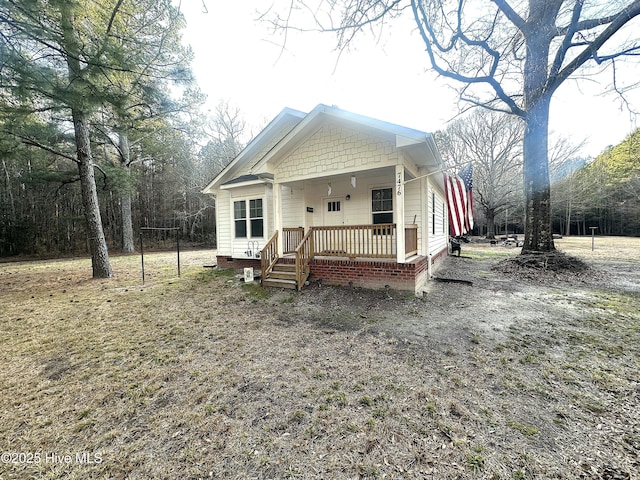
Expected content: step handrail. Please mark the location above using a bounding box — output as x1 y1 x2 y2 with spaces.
260 230 279 286
294 228 314 290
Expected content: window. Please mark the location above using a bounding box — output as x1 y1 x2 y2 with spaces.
372 188 393 234
249 199 263 237
234 201 247 238
432 192 436 235
234 198 264 239
327 201 341 212
372 188 393 225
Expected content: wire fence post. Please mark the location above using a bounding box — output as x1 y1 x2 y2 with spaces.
176 230 181 277
140 233 145 284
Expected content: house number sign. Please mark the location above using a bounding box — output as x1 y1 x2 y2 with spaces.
396 173 402 196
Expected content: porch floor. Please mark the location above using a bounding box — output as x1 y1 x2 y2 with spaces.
280 254 424 264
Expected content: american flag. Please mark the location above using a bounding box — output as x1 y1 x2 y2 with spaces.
444 163 474 237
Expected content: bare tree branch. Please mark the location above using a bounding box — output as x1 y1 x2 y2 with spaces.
490 0 525 31
411 0 525 116
549 0 584 81
549 0 640 94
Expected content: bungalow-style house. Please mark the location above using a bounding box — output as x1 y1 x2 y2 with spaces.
202 104 450 294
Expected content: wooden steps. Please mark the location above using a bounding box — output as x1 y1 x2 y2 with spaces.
262 262 297 289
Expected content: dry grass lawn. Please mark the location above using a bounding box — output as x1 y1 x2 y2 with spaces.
0 237 638 479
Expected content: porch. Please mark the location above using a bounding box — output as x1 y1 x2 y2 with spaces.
261 224 421 291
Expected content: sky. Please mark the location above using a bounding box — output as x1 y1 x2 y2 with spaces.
177 0 639 158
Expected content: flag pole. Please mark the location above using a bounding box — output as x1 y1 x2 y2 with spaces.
403 162 472 185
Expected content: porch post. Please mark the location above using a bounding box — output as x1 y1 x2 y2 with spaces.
395 164 406 263
273 182 284 256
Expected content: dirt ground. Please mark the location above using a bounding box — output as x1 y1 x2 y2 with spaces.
0 236 638 479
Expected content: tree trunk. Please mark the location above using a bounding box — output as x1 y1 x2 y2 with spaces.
522 97 555 252
563 171 573 236
73 110 113 278
59 2 111 277
119 131 135 254
485 209 496 239
520 4 557 253
565 192 572 236
2 159 16 220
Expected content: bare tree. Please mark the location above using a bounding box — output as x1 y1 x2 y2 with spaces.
437 110 524 239
201 100 247 176
548 134 588 236
267 0 640 254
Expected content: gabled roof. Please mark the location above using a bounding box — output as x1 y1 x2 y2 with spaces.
221 174 259 185
202 104 443 193
251 104 442 174
201 107 305 194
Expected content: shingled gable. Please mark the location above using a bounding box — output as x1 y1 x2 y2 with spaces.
249 104 442 177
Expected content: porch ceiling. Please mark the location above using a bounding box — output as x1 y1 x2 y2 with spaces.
277 164 445 194
401 141 442 170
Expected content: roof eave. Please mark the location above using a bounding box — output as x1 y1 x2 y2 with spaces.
220 178 273 190
201 107 306 194
252 104 434 173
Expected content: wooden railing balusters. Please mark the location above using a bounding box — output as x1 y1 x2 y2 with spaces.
283 227 304 253
264 224 418 290
260 231 279 285
295 229 313 291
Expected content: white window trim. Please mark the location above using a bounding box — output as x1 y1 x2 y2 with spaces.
231 197 266 240
370 186 394 224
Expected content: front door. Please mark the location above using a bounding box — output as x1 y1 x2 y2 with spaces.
323 197 344 226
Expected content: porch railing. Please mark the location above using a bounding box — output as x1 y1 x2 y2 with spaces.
283 227 304 254
295 229 313 290
262 224 418 290
312 224 396 259
405 224 418 257
260 230 279 285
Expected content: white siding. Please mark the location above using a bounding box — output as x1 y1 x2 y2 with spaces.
404 179 422 250
281 186 305 228
266 184 274 240
276 124 398 182
216 190 231 255
295 171 395 228
428 185 448 256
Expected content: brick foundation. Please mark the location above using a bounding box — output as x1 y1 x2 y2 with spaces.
430 247 448 269
307 256 430 292
217 247 448 294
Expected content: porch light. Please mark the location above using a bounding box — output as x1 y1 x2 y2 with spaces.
350 175 356 188
328 183 332 196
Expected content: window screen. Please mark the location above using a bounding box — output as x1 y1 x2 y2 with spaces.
372 188 393 234
372 188 393 224
249 199 263 237
234 201 247 238
327 201 341 212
